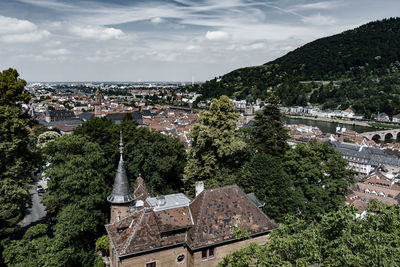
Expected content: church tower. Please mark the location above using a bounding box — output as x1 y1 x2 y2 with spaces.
94 89 102 118
245 91 253 115
107 132 135 223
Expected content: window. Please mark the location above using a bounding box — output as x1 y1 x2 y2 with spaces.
209 247 214 257
146 262 156 267
177 254 185 263
202 249 207 259
202 248 215 260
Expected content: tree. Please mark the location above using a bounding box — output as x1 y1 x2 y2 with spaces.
282 141 354 220
183 96 247 195
2 224 54 266
40 134 110 265
0 68 30 107
37 131 61 148
250 94 289 157
219 202 400 266
237 154 300 222
73 117 187 195
0 106 39 237
123 126 186 194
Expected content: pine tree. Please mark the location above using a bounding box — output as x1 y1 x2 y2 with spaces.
250 95 289 157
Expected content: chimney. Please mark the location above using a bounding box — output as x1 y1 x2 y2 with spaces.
156 195 166 207
195 181 204 197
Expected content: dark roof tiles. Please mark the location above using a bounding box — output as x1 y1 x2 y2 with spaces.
106 184 278 257
187 185 278 249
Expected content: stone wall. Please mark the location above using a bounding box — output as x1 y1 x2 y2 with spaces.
190 234 269 267
113 234 270 267
120 246 189 267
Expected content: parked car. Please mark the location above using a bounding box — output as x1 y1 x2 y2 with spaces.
37 184 45 194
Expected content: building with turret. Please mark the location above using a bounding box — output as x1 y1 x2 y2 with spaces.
107 132 135 223
105 134 278 267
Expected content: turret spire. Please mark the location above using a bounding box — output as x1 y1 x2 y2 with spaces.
119 130 123 157
107 131 134 204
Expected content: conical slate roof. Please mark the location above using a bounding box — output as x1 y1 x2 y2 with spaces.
107 133 134 204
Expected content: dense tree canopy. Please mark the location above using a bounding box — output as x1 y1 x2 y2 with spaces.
183 96 247 195
74 117 187 194
282 141 354 220
219 201 400 266
237 154 300 222
238 99 352 222
2 224 54 267
40 134 109 266
0 106 39 237
0 68 30 107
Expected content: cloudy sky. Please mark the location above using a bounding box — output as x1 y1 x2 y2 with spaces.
0 0 399 82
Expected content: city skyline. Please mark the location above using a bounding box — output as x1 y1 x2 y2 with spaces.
0 0 399 82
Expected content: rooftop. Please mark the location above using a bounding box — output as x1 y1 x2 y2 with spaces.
146 193 191 211
106 183 278 258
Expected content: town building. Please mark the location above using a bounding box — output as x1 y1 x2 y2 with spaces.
78 112 95 121
346 166 400 212
244 93 254 116
375 112 390 121
105 136 278 267
45 108 75 123
95 89 102 118
105 110 147 125
330 141 400 175
393 114 400 123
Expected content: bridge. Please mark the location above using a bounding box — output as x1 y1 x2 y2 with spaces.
361 129 400 141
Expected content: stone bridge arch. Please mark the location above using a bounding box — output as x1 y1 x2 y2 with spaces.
362 129 400 142
385 132 394 141
372 134 382 142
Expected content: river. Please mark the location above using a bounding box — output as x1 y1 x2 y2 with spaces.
282 117 377 134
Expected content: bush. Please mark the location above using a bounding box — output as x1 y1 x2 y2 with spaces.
95 235 109 256
94 256 105 267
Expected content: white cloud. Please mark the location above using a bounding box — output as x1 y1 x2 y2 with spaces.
240 42 265 51
293 1 343 11
44 48 71 55
0 16 50 43
185 45 201 51
150 17 164 24
45 40 62 47
302 13 336 25
0 16 37 34
205 30 229 41
1 30 50 43
69 25 124 40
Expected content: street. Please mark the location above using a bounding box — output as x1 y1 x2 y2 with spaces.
20 173 46 227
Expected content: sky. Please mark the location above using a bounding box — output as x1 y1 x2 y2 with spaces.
0 0 399 82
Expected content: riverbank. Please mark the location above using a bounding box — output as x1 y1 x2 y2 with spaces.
284 114 373 127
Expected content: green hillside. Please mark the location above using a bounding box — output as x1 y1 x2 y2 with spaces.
198 18 400 118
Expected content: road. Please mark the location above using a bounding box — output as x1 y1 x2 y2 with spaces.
20 174 47 227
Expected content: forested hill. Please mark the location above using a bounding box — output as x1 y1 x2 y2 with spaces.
198 18 400 118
